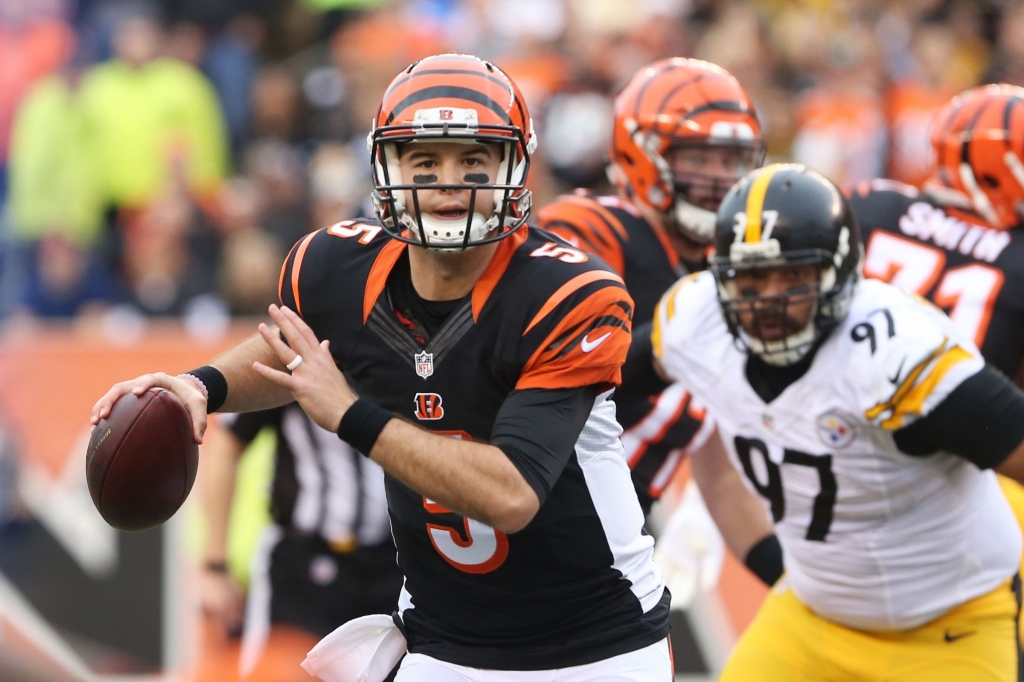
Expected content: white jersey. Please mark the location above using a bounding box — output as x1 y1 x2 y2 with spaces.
654 272 1022 631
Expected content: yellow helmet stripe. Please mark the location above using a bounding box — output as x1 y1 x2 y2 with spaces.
744 166 779 243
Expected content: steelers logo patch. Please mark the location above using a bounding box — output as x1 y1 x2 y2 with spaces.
816 412 857 449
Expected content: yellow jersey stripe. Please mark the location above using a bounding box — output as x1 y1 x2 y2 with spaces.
652 272 700 359
652 304 664 359
880 345 974 429
864 337 950 422
744 166 779 243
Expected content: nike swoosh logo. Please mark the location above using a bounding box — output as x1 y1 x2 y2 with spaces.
581 332 612 353
888 357 906 386
943 629 976 643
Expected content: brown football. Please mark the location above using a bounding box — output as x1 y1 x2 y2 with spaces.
86 388 199 531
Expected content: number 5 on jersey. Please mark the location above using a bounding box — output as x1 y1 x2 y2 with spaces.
423 498 509 574
328 220 382 244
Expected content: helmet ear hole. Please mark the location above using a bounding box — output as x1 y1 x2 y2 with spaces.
983 174 1000 188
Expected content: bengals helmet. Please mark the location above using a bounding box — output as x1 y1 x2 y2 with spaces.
609 58 764 245
927 83 1024 230
713 164 861 365
368 53 538 248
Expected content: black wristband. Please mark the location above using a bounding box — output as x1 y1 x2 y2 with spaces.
744 534 784 587
337 399 392 457
186 365 228 413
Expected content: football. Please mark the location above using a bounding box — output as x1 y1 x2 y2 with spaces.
86 388 199 532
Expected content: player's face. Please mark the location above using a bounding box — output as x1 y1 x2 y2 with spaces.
731 264 819 342
398 141 502 222
665 144 760 210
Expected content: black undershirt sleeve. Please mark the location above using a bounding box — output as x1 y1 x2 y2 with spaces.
491 385 601 505
893 363 1024 469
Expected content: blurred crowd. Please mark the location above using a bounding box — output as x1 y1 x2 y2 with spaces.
0 0 1020 330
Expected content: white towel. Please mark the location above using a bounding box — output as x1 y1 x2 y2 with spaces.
301 614 408 682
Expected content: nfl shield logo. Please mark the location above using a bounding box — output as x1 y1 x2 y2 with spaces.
414 350 434 379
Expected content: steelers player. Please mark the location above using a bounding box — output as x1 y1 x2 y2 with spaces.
655 162 1024 681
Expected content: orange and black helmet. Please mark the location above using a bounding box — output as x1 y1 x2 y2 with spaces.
927 83 1024 230
368 53 538 248
609 58 764 245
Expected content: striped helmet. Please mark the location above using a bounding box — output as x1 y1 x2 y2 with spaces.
928 84 1024 230
609 58 764 245
368 53 538 248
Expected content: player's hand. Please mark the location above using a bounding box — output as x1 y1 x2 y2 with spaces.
653 480 725 610
90 372 209 444
199 568 245 639
254 304 357 432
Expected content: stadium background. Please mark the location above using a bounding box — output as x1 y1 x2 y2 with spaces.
0 0 1019 679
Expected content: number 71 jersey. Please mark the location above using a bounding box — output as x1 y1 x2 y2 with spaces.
851 180 1024 381
654 272 1022 631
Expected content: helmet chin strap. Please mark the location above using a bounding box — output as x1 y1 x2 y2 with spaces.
672 198 716 245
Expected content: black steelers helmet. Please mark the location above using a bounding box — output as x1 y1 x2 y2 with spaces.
711 163 861 365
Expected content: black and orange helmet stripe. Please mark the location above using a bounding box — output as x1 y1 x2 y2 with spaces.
930 84 1024 229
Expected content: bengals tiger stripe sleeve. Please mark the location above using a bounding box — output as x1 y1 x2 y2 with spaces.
537 194 630 276
516 278 634 392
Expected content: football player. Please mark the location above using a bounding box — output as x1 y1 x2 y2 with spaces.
537 58 764 517
850 83 1024 634
655 163 1024 681
852 83 1024 383
91 54 673 680
537 59 773 608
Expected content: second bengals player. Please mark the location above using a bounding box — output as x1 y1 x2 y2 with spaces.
537 60 782 600
538 59 764 514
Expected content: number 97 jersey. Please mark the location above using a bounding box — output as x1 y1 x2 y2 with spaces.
850 180 1024 381
653 272 1022 632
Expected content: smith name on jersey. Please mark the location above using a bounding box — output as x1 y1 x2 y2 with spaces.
539 191 713 512
278 220 669 669
654 271 1021 631
851 179 1024 381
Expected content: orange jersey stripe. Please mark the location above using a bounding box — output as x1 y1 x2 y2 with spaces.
278 239 301 306
288 231 319 317
519 286 633 390
524 270 625 335
539 196 629 275
363 239 407 323
472 226 530 321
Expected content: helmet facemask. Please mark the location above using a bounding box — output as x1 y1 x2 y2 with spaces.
618 120 764 246
663 140 766 245
369 107 537 249
713 236 856 366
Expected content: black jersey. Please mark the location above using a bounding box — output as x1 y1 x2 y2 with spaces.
850 179 1024 382
278 220 669 670
538 192 712 513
